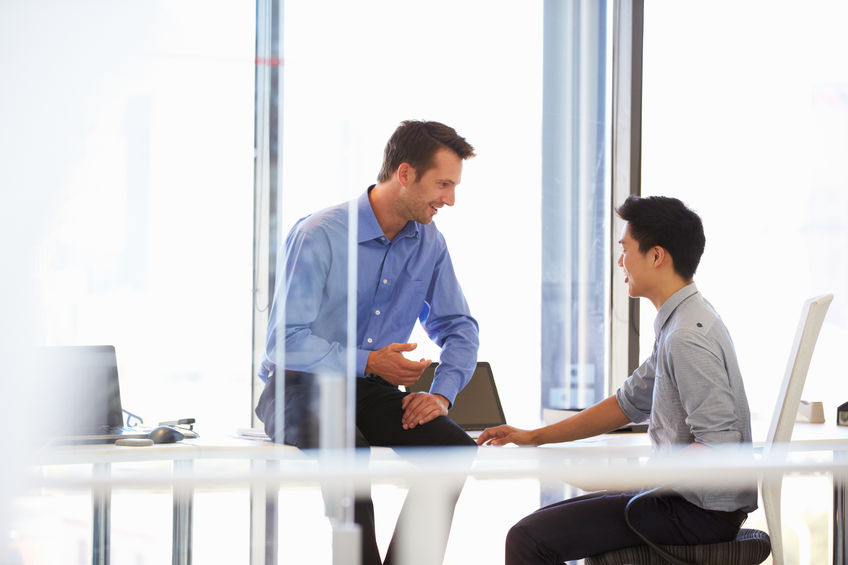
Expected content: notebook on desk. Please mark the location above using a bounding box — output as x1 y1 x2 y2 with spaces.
39 345 196 445
407 361 507 438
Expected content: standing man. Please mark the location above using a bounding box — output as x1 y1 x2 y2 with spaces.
255 120 479 565
478 196 757 564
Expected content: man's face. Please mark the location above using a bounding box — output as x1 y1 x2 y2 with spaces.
617 223 655 299
397 147 462 224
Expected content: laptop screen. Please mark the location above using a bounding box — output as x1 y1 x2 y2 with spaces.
407 361 506 431
39 345 124 434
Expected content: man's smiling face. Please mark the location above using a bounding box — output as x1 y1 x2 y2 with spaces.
397 147 462 224
618 222 655 299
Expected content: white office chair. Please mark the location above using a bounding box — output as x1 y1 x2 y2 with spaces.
586 293 833 565
761 293 833 565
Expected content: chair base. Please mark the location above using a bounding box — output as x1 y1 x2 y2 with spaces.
584 528 771 565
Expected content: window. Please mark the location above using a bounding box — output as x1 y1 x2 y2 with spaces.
642 1 848 418
540 2 613 410
255 0 547 428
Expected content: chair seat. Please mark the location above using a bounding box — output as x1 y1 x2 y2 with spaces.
584 528 771 565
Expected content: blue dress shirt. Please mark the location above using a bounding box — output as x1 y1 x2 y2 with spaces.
259 187 479 405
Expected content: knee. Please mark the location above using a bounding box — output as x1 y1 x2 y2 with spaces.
452 430 477 447
505 523 538 563
505 523 527 549
433 416 477 447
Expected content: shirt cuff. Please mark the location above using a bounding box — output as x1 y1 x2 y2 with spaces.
356 348 370 377
428 373 462 407
615 389 650 424
258 359 273 383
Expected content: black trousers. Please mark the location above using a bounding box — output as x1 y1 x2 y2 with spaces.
255 371 476 565
505 489 747 565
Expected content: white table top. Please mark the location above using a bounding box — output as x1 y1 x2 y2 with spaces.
31 417 848 467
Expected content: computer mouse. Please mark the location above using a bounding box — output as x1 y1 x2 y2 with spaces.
147 425 185 444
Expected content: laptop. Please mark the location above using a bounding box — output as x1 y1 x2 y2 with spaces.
38 345 195 445
407 361 507 438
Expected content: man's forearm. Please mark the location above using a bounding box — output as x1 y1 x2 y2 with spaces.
530 395 632 445
282 327 347 375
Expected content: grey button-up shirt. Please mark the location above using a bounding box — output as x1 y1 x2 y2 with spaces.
616 283 758 512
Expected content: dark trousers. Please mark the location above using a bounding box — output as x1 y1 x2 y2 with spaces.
505 489 746 564
255 371 476 565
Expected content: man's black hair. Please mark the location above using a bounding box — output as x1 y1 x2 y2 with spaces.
616 195 705 281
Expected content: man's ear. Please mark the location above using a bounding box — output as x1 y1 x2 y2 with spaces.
397 162 416 187
652 246 666 268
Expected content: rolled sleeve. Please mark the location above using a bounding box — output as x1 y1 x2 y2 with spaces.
616 356 656 424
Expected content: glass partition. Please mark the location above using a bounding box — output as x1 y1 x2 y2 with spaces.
7 1 256 438
2 1 256 561
262 0 615 435
2 0 623 562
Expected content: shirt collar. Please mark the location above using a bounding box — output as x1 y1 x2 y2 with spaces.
396 219 420 240
358 187 385 243
654 282 699 335
357 186 419 243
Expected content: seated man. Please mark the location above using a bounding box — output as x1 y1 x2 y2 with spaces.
478 195 757 564
255 120 479 565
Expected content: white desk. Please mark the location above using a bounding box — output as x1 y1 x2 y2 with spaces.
35 437 301 565
30 422 848 565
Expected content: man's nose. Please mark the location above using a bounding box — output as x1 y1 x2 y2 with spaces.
617 254 623 267
442 187 455 207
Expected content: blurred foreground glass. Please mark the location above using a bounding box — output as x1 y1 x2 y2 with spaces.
15 2 256 436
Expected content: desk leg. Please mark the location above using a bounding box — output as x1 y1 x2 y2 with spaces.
331 521 361 565
92 463 110 565
835 450 847 565
172 459 193 565
250 459 278 565
396 482 449 565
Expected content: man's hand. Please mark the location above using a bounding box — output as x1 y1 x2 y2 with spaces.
476 425 538 446
365 342 431 387
401 392 449 430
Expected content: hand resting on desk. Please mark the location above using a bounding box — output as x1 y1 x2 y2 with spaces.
477 425 538 446
478 397 631 447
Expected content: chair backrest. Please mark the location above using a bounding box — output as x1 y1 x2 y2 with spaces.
761 293 832 565
764 293 833 450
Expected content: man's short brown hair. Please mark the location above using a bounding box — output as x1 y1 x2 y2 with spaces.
377 120 475 183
